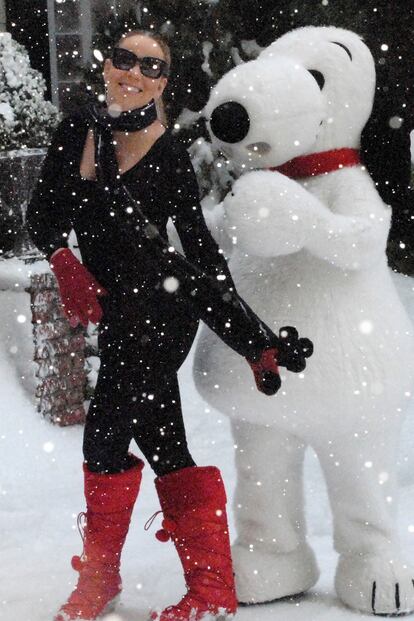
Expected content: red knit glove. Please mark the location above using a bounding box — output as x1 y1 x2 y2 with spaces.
248 326 314 396
50 248 108 327
247 347 281 396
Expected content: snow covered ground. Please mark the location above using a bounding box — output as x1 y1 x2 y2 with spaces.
1 260 414 621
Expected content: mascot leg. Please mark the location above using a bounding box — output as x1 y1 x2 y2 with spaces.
315 427 414 615
231 420 319 604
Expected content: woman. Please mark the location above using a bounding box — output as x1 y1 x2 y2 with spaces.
27 29 310 621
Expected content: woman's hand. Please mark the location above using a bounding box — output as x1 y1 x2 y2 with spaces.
49 248 108 327
247 347 281 395
247 326 314 396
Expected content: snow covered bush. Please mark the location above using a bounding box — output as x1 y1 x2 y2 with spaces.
0 32 60 151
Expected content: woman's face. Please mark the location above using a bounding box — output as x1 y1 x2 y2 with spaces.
103 34 168 112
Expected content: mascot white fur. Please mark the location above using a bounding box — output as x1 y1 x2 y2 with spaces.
193 26 414 615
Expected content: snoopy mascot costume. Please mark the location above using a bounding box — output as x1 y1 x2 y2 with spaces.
193 26 414 615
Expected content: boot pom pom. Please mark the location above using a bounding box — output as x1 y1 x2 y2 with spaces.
162 518 176 532
155 529 170 542
71 555 83 571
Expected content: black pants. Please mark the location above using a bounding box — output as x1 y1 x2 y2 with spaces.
83 364 196 476
83 247 277 476
83 291 199 477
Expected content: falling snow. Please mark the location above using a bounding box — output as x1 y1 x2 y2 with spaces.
1 5 414 619
1 262 414 620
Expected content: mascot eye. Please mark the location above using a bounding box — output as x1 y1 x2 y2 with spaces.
308 69 325 90
331 41 353 61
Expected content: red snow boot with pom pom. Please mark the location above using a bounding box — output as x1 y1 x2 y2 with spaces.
54 455 144 621
149 466 237 621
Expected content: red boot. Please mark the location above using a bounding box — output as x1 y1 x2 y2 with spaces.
149 466 237 621
54 456 144 621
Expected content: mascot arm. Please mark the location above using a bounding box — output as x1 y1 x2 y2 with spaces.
305 181 391 270
222 170 325 257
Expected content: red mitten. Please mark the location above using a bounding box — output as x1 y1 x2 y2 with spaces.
50 248 108 327
247 347 281 396
247 326 314 396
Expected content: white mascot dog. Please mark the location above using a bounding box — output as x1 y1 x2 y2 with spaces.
193 26 414 615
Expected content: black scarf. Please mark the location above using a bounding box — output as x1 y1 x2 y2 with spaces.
83 99 158 188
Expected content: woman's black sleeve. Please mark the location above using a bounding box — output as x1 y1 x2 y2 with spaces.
169 142 237 291
26 116 75 260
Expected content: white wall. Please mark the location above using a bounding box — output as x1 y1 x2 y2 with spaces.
0 0 6 31
47 0 94 110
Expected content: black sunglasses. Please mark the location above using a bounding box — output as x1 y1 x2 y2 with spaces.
112 47 169 78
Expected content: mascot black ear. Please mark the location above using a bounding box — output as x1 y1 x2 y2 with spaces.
308 69 325 90
331 41 353 61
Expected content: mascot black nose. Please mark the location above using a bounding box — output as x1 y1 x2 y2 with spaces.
209 101 250 143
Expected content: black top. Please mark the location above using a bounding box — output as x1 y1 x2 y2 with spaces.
26 110 235 299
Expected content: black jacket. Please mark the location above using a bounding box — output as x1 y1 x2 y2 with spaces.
26 111 235 298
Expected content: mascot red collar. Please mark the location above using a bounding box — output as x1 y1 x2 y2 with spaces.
270 148 361 178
